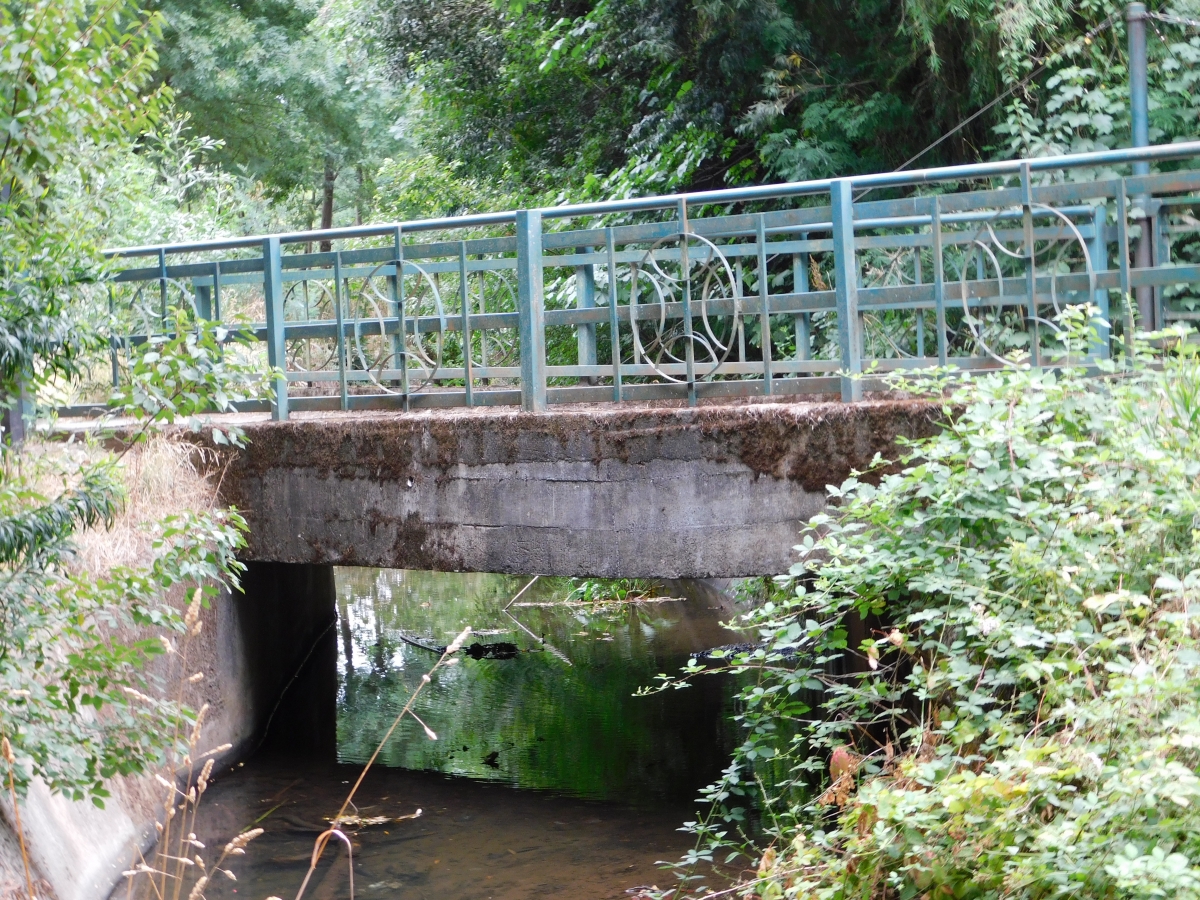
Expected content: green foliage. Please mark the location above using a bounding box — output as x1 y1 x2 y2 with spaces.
0 444 246 801
369 0 1200 203
660 316 1200 898
150 0 404 206
0 0 166 397
99 116 282 249
373 154 522 221
111 309 277 447
0 1 268 803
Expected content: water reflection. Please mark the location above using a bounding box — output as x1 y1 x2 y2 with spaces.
336 570 745 803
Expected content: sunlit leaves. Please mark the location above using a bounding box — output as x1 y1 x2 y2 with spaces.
110 308 276 447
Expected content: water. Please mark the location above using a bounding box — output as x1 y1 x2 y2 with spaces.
183 570 746 899
336 570 743 803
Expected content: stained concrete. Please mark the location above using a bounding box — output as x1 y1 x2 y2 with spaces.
219 400 940 578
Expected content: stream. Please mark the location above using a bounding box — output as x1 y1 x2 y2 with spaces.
186 569 748 899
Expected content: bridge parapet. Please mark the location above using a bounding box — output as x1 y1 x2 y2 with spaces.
83 142 1200 421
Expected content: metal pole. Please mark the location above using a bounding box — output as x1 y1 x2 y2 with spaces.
515 210 547 412
830 180 862 401
1128 1 1155 329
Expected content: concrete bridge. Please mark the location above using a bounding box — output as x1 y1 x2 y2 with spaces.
219 398 938 579
37 135 1200 900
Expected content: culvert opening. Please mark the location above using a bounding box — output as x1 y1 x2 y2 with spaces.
190 567 748 900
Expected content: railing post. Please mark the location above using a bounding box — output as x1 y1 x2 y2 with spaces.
792 250 811 362
263 236 289 421
1128 1 1155 330
516 210 547 412
575 248 598 385
831 179 862 401
195 283 212 320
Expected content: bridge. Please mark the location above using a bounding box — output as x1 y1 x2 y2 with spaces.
37 130 1200 900
71 140 1200 578
50 137 1200 588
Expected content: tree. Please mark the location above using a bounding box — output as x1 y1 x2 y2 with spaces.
374 0 1200 199
149 0 404 233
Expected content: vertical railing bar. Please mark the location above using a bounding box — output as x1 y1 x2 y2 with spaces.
262 236 288 421
678 199 696 406
158 248 168 332
756 214 773 394
630 262 641 365
213 261 222 322
1117 179 1133 361
735 261 746 362
459 241 473 406
605 227 622 402
108 285 119 388
334 251 348 411
1153 200 1167 329
914 247 925 359
477 265 489 386
1090 204 1110 359
831 180 862 401
393 226 409 411
931 197 948 366
1021 162 1041 367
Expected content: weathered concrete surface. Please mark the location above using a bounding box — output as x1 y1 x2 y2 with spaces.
220 400 940 578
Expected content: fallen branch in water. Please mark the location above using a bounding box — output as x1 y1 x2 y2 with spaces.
512 596 685 608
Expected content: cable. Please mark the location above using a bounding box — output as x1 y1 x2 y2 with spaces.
855 10 1120 200
1146 10 1200 28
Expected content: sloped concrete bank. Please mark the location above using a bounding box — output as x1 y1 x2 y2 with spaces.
0 564 337 900
220 399 941 578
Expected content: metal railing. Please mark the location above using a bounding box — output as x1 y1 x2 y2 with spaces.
87 141 1200 419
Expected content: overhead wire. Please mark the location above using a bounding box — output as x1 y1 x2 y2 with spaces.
855 9 1122 201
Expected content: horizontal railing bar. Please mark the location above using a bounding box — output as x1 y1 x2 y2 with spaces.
536 142 1200 221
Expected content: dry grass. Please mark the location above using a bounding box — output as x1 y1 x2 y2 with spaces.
29 435 225 577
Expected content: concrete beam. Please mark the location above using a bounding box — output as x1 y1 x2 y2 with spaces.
219 400 940 578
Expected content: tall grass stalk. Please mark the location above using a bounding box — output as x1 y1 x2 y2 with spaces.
122 589 255 900
291 625 473 900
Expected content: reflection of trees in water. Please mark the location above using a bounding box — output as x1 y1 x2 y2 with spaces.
333 568 742 804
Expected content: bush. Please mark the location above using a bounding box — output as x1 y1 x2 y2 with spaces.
667 316 1200 899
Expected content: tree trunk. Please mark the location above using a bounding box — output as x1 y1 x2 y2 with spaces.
318 156 337 252
355 165 364 226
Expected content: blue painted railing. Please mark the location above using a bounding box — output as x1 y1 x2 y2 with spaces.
91 141 1200 419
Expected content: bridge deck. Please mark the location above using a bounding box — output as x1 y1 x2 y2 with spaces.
174 399 941 578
